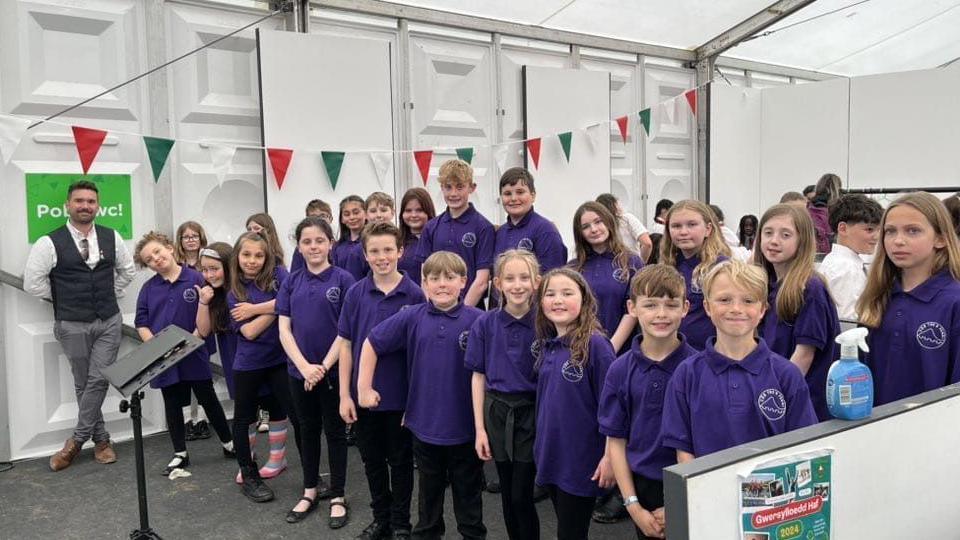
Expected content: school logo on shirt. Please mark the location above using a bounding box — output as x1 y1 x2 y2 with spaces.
530 339 543 360
917 321 947 349
325 287 342 304
561 360 584 383
757 389 787 421
182 288 198 303
458 330 470 351
517 238 534 251
612 267 629 283
689 277 703 295
461 232 477 248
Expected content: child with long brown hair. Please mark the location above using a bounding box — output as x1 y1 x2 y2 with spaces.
173 221 207 270
570 201 644 354
659 200 731 350
397 187 436 286
857 192 960 405
534 267 617 540
753 204 840 421
245 213 286 267
226 232 294 503
332 195 368 280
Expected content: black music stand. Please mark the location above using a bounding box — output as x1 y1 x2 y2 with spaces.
102 326 205 540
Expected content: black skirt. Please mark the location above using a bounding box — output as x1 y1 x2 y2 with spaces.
483 390 536 463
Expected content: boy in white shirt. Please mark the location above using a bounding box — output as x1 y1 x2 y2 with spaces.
818 194 883 322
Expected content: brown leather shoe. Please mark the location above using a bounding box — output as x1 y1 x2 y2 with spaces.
50 438 81 471
94 440 117 464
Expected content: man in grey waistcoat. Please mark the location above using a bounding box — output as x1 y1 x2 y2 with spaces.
24 180 135 471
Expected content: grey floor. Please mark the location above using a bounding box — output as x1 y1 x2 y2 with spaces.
0 430 635 539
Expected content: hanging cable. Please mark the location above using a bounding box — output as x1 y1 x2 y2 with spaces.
28 5 287 129
741 0 873 43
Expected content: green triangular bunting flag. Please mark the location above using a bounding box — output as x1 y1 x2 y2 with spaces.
321 151 346 189
456 147 474 164
638 109 651 136
558 131 572 162
143 136 174 183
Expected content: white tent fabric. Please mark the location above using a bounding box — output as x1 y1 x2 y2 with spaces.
383 0 960 76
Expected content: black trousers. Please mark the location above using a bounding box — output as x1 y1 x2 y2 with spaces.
289 375 347 494
160 380 231 453
411 437 486 540
232 364 295 470
546 485 594 540
632 473 664 540
356 409 414 531
495 461 539 540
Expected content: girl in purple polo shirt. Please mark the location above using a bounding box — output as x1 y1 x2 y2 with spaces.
466 249 542 540
227 232 294 503
398 187 436 286
246 213 286 269
332 195 368 280
534 267 617 540
277 217 353 527
661 260 817 463
571 201 644 354
599 265 697 539
173 220 206 271
754 204 840 421
858 192 960 405
133 232 233 477
659 200 732 350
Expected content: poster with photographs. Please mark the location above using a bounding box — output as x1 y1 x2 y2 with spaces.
739 449 832 540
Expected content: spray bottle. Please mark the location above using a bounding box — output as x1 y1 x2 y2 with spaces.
826 327 873 420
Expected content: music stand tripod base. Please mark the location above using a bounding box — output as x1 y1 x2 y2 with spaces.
102 326 205 540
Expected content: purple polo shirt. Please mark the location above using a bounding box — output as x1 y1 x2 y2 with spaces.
226 266 289 372
398 235 423 286
216 330 238 398
337 274 426 411
661 338 817 458
865 270 960 405
494 208 568 272
598 335 698 481
761 276 839 421
276 265 355 380
575 251 643 345
464 308 538 394
415 203 495 294
534 333 615 497
290 250 305 273
677 254 727 350
368 302 484 445
135 267 212 388
332 238 367 281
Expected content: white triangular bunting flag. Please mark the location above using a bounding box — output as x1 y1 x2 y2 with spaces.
661 98 676 124
584 123 604 154
370 152 392 190
493 144 510 174
0 114 31 165
208 143 237 188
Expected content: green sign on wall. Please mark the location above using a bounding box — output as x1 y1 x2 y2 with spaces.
25 173 133 243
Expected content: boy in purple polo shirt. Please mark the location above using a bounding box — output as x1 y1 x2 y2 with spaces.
134 232 234 477
494 167 567 272
359 252 486 540
661 260 817 463
599 265 698 539
338 222 425 540
415 159 495 308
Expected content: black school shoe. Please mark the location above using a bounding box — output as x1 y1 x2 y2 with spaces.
191 420 212 440
183 420 197 441
390 529 411 539
356 520 391 540
591 492 628 523
161 454 190 476
240 466 275 503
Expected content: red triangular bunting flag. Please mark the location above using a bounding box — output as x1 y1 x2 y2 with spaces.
267 148 293 190
615 116 629 143
72 126 107 174
526 138 542 169
414 150 433 185
684 89 697 116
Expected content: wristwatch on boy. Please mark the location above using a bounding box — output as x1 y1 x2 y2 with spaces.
623 495 640 507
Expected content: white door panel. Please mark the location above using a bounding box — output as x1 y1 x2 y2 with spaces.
408 33 497 222
643 65 695 226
